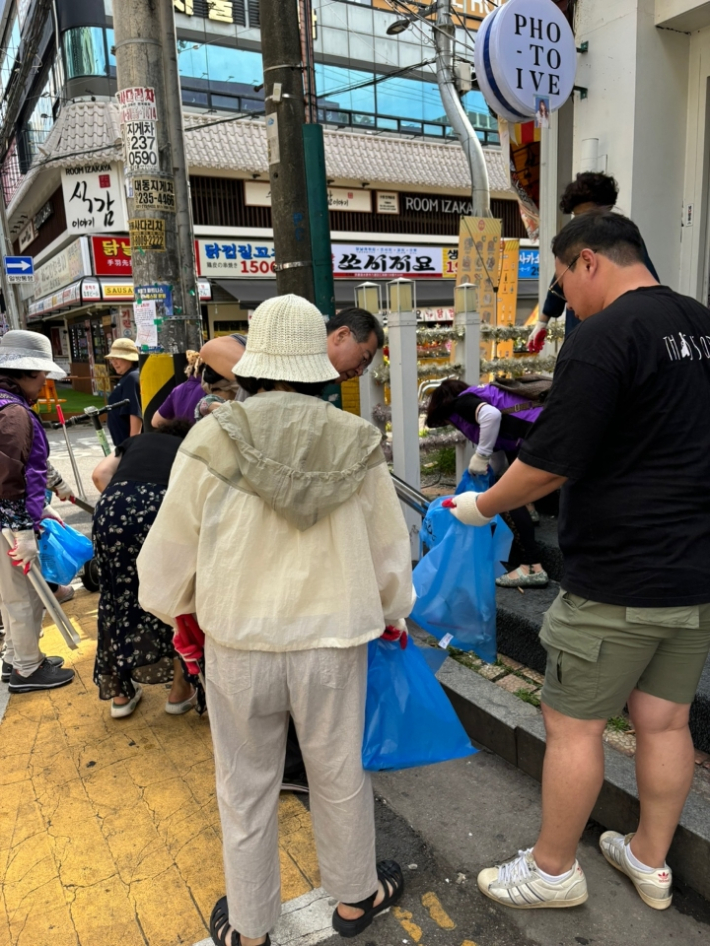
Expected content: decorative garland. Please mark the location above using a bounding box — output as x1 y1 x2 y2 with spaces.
372 354 557 384
384 322 566 344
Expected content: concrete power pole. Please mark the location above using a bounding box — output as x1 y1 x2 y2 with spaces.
435 0 491 216
260 0 315 300
113 0 201 421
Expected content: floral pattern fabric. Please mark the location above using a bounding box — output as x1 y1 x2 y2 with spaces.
0 497 33 533
93 480 176 700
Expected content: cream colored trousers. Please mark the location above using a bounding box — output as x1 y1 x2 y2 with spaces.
205 638 378 939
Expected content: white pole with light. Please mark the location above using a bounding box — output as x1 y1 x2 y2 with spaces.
387 277 421 561
453 281 479 481
355 281 385 431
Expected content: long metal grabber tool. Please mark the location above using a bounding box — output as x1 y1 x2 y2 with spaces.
2 529 81 650
56 404 87 501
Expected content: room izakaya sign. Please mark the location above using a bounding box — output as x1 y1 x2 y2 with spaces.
474 0 577 124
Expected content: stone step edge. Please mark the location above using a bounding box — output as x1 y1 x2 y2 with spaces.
434 653 710 903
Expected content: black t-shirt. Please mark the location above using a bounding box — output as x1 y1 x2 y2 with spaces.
519 285 710 607
107 368 143 446
114 433 183 487
453 393 535 444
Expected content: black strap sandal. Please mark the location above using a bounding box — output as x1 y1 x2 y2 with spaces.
331 860 404 938
210 896 271 946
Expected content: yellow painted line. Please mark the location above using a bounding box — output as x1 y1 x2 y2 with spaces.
393 906 424 943
461 941 479 946
422 890 456 929
0 587 320 946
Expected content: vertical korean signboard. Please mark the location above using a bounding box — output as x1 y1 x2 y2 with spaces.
61 164 127 233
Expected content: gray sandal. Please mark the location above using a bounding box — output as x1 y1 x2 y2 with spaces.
496 567 549 588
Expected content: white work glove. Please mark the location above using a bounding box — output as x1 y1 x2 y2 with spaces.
41 505 65 527
390 618 408 633
53 480 74 502
527 320 549 353
444 492 494 527
7 530 39 574
468 452 490 476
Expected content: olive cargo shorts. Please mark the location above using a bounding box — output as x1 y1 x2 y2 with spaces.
540 591 710 720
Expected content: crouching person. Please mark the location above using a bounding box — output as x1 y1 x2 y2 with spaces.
137 295 413 946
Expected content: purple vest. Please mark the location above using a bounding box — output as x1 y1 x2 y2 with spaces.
450 384 544 452
0 390 49 530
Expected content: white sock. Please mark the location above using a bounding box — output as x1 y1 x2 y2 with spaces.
535 863 575 884
624 842 657 874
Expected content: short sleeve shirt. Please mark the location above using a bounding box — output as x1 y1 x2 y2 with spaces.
107 368 142 446
519 286 710 607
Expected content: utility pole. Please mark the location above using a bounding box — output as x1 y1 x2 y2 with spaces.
434 0 491 216
113 0 201 423
260 0 315 300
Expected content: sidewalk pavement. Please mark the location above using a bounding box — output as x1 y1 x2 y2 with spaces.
0 585 321 946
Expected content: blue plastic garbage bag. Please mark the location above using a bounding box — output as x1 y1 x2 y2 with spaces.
362 634 476 772
411 473 512 662
420 470 493 551
39 519 93 585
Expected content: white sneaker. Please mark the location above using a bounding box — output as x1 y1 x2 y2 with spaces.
599 832 672 910
477 849 588 909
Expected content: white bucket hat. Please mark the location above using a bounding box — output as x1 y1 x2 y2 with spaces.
0 330 67 379
234 294 339 384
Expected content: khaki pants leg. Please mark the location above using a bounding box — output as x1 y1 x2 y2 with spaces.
289 645 378 905
205 640 378 939
0 541 44 675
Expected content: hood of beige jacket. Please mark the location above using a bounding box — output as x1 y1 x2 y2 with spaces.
180 390 385 532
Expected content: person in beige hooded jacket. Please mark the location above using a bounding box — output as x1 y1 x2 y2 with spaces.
137 295 413 946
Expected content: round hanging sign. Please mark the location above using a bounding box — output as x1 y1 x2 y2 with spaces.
474 0 577 124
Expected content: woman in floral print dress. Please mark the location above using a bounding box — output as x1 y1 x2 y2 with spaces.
91 421 196 718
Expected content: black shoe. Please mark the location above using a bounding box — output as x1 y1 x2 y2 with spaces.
280 769 309 794
8 659 74 693
2 655 64 683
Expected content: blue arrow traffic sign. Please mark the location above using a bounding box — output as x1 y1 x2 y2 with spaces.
4 256 34 274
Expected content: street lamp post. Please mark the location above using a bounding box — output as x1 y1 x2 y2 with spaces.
355 282 385 430
387 0 491 216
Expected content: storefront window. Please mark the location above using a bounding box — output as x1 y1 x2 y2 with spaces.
63 27 109 79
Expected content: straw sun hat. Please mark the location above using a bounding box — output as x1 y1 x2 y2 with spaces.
105 337 139 362
235 294 339 384
0 330 66 379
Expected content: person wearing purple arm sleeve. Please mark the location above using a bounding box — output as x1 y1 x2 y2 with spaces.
0 331 75 694
152 350 204 428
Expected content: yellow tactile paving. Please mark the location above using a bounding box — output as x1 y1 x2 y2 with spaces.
0 587 320 946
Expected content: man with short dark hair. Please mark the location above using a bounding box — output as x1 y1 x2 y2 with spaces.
528 172 659 349
449 211 710 911
200 306 384 384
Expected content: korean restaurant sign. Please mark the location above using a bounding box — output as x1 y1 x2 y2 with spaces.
195 239 277 278
32 237 92 299
333 245 450 280
244 180 372 214
196 239 458 279
92 236 133 276
61 163 126 234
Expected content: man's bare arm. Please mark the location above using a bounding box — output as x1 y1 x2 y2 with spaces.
477 459 567 518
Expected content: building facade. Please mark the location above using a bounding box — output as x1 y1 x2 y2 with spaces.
551 0 710 307
0 0 536 390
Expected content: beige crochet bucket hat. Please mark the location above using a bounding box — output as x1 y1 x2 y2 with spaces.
235 294 339 384
0 330 67 379
105 338 139 362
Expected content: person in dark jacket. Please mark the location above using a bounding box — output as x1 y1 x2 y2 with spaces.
105 338 142 445
0 331 75 693
528 172 659 350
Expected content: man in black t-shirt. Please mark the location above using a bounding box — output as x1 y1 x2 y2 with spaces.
449 212 710 912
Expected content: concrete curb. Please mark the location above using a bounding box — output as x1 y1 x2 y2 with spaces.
435 655 710 902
